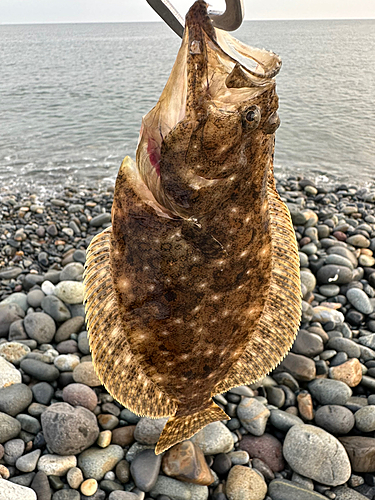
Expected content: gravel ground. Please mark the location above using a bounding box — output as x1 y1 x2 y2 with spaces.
1 177 375 500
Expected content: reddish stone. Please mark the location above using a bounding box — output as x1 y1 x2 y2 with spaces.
112 426 136 447
297 392 314 420
238 433 284 472
333 231 347 241
162 441 214 485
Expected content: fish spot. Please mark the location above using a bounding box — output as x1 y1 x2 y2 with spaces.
148 284 155 292
222 310 230 317
118 278 131 291
161 331 169 336
180 354 189 360
211 295 220 301
199 282 207 288
174 318 183 324
143 265 150 271
240 250 249 258
231 207 238 213
192 306 201 313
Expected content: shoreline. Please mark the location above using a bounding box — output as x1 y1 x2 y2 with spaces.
1 176 375 499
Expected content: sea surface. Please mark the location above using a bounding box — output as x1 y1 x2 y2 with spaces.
0 19 374 193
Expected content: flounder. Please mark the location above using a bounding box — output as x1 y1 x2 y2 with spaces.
83 0 301 455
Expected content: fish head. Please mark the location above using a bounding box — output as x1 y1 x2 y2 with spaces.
136 0 282 218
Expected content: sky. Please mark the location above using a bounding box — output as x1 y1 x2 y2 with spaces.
0 0 374 24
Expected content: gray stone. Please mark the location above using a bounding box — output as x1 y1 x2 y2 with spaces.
315 405 355 435
0 303 25 337
17 413 41 434
60 263 84 282
89 213 112 227
300 271 316 293
41 296 71 323
26 290 46 309
308 379 352 405
237 397 270 436
358 334 375 350
51 490 80 500
31 382 54 405
55 316 85 343
125 442 155 462
9 472 36 487
0 412 21 443
0 478 37 500
130 449 161 492
333 486 369 499
319 285 341 297
326 247 358 267
326 338 361 358
325 254 354 270
0 357 22 388
317 265 353 285
191 422 234 455
23 312 56 344
3 439 25 465
292 330 324 358
0 383 33 416
78 445 124 480
269 409 303 432
30 470 51 500
0 267 23 279
16 449 41 473
78 331 90 355
41 403 99 455
268 479 327 500
347 289 374 315
149 475 208 500
108 493 139 500
1 293 28 312
134 418 168 445
277 353 316 381
20 359 59 382
355 406 375 433
283 424 351 486
8 319 28 341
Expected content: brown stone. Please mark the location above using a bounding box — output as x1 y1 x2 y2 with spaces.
238 433 284 472
112 426 136 447
329 358 362 387
339 436 375 473
162 441 214 485
297 392 314 420
277 353 316 381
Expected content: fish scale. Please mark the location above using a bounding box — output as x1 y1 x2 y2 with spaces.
83 0 301 455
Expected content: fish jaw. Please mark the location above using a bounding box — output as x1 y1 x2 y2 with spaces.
136 0 282 219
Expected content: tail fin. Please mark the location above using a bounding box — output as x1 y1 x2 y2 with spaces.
155 401 228 455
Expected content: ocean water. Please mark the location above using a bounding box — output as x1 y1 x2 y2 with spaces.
0 19 374 192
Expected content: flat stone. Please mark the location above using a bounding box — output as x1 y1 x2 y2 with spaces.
347 289 374 315
326 338 361 358
359 334 375 350
346 235 370 248
268 479 327 500
80 478 98 497
41 295 71 323
134 417 168 445
317 265 353 285
339 436 375 472
20 359 59 382
54 281 85 305
32 382 54 405
191 422 234 455
300 271 316 293
0 356 22 388
130 449 162 492
51 490 80 500
162 441 214 486
355 406 375 433
26 290 46 309
17 413 41 434
333 486 369 499
237 398 270 436
78 445 124 480
0 412 21 443
308 379 352 405
149 475 208 500
55 316 85 343
238 433 284 472
0 267 23 279
37 454 77 476
329 358 362 387
97 414 119 431
54 354 80 372
66 467 84 489
60 263 84 282
283 424 351 486
62 383 98 411
0 478 37 500
269 409 303 432
72 362 101 387
226 465 267 500
312 306 345 324
1 293 28 312
0 303 25 337
23 312 56 344
41 402 99 455
111 426 136 447
89 213 112 227
30 470 51 500
0 383 33 416
277 353 316 381
315 405 355 435
297 392 314 421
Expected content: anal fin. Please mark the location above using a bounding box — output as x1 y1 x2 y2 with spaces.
155 401 228 455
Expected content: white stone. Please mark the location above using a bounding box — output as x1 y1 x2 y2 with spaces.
38 454 77 476
54 354 80 371
0 478 36 500
54 281 84 304
191 422 234 455
41 280 55 296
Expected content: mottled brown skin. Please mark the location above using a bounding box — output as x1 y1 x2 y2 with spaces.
110 1 281 417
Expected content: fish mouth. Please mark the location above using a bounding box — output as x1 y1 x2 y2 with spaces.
135 0 281 218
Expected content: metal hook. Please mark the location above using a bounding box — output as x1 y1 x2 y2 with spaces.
146 0 245 38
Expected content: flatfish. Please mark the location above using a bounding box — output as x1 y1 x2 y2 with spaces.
83 0 301 454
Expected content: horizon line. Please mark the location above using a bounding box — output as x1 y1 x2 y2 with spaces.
1 17 374 26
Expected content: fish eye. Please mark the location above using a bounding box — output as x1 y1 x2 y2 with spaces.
243 105 261 130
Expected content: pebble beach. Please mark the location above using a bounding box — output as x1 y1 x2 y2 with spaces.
1 177 375 500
